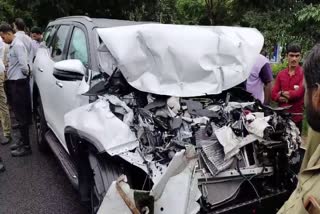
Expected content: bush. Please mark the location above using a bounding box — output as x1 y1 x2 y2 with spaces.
271 60 287 77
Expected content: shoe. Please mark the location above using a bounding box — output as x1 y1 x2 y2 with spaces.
11 145 32 157
10 141 23 150
0 159 5 172
1 136 11 145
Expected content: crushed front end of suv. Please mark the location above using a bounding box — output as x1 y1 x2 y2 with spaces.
63 24 301 213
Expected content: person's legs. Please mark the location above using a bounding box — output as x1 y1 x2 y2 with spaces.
3 81 21 150
0 73 12 145
6 79 32 157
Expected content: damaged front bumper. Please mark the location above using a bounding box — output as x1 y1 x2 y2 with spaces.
65 88 301 214
98 147 200 214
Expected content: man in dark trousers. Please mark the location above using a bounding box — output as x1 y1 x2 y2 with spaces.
0 23 32 157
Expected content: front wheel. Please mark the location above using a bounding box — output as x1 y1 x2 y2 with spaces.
88 153 130 213
33 95 49 152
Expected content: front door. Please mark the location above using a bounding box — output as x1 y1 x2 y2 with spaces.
51 26 90 151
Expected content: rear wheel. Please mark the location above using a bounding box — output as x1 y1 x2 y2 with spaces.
88 153 129 213
33 96 49 152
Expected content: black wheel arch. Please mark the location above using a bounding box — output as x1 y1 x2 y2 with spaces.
64 128 152 203
64 128 98 203
32 83 50 152
32 83 40 111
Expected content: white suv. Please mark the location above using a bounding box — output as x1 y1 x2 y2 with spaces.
33 16 301 214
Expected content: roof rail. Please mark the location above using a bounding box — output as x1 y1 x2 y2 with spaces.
55 16 93 22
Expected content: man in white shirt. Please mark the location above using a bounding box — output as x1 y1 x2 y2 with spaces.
13 18 32 69
14 18 35 98
0 23 32 157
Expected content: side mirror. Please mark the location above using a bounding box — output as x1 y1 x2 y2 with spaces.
53 59 86 81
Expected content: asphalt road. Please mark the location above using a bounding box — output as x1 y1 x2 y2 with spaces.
0 126 88 214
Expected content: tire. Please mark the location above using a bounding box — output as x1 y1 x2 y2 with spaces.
88 153 129 214
33 95 49 152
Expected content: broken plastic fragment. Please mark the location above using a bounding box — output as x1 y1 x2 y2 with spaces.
224 102 255 113
103 95 134 125
215 126 240 160
151 147 201 214
243 113 272 138
167 97 181 116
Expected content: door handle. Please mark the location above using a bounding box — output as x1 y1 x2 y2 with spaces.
56 81 63 88
38 68 44 72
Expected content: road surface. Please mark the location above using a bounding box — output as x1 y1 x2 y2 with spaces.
0 126 88 214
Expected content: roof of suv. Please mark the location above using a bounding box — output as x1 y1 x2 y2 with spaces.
53 16 143 28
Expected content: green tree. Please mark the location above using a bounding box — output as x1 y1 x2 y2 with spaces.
176 0 206 24
0 0 14 22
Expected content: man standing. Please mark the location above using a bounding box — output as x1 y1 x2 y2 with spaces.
29 27 42 98
272 43 304 133
12 18 32 130
30 26 42 63
0 37 12 145
246 54 273 105
0 23 32 157
13 18 32 62
277 43 320 214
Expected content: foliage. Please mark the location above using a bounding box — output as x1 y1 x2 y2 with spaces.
2 0 320 55
297 4 320 23
271 61 288 77
0 0 14 22
0 0 33 28
176 0 206 24
241 10 292 52
295 4 320 47
203 0 235 25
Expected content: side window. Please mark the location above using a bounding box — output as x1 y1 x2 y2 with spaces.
67 27 88 65
43 26 52 46
43 25 57 47
51 25 70 62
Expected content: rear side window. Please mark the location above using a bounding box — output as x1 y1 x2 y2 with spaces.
50 25 71 62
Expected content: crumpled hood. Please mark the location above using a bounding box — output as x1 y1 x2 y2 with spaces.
97 24 264 97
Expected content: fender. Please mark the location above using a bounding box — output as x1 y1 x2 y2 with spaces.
64 126 105 153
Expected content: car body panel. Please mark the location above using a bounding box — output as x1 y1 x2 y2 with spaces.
97 24 264 97
64 95 138 156
33 47 57 128
97 148 200 214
